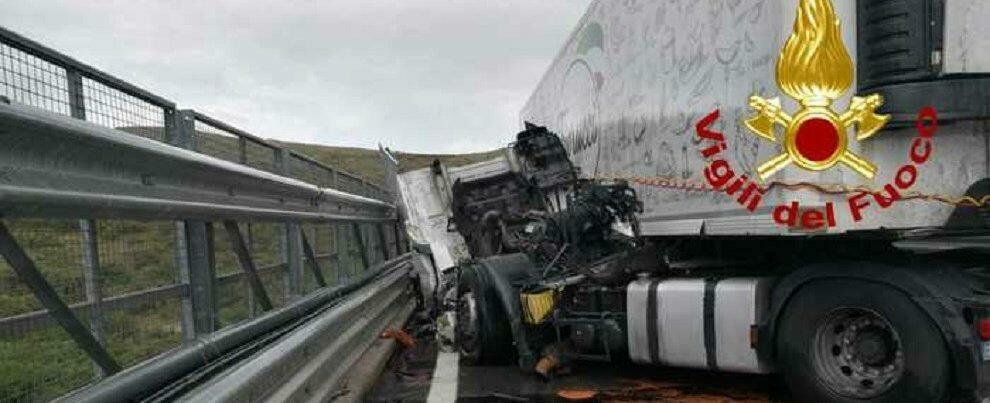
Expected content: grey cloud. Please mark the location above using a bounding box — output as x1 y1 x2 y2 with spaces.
0 0 592 153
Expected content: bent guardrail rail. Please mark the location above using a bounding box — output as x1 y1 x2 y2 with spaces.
58 253 415 402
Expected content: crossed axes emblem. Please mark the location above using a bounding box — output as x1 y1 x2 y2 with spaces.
745 94 889 180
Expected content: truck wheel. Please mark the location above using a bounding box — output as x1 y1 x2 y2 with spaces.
456 264 514 365
776 279 951 402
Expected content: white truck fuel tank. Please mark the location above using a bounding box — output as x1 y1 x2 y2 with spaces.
627 277 774 374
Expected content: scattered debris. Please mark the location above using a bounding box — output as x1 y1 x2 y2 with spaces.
557 389 599 400
380 328 416 349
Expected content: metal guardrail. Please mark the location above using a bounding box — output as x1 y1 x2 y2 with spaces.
0 26 409 402
172 256 414 402
59 254 414 403
0 102 391 222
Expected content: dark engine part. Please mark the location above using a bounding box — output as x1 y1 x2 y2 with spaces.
449 123 578 259
513 122 578 190
451 172 544 257
516 181 643 282
449 124 643 280
553 286 627 361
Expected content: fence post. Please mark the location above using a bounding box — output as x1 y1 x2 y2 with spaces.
78 219 108 379
285 223 303 300
170 110 218 341
393 222 406 254
275 149 303 301
376 223 390 261
66 67 111 378
351 223 370 274
245 223 258 317
175 221 218 341
328 172 342 283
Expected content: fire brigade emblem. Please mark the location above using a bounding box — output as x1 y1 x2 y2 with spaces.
744 0 890 180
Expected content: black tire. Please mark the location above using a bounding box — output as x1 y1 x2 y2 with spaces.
456 264 514 365
776 279 951 402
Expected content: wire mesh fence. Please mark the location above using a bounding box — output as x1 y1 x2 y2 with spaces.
0 41 70 117
337 173 367 198
0 220 91 402
300 223 336 294
97 221 176 297
0 217 398 401
96 220 182 370
81 77 168 142
0 219 184 402
0 26 400 402
244 138 278 174
213 223 252 327
288 154 323 187
213 222 286 327
0 220 87 317
104 296 182 369
0 28 387 203
0 325 93 403
193 119 242 165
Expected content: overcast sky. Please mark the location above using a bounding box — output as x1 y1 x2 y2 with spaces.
0 1 592 153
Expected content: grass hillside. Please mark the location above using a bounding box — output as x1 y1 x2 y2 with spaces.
271 141 503 184
121 126 504 185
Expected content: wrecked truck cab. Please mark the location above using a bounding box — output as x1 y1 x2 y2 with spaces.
396 123 651 371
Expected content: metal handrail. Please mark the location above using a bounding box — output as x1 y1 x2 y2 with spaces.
0 101 393 222
0 26 175 109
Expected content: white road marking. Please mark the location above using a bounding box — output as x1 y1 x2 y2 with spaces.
426 351 459 403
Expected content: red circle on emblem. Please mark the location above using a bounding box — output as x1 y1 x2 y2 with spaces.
794 118 840 162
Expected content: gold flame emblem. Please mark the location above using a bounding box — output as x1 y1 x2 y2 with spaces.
745 0 889 180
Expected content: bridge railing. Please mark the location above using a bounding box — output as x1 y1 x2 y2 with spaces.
0 26 404 402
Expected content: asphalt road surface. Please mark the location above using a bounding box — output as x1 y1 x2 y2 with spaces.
368 332 787 402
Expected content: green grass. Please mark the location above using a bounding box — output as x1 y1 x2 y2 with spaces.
0 327 92 402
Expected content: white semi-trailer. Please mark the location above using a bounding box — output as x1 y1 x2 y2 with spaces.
399 1 990 401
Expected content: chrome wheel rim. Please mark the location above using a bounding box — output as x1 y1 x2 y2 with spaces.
456 291 479 358
812 307 905 399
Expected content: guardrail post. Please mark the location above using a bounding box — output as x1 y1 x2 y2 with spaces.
238 137 248 165
376 223 390 261
327 172 342 284
176 221 218 340
245 223 258 317
170 109 197 149
274 148 303 301
351 223 370 274
78 220 108 378
285 223 303 300
393 222 406 254
67 69 86 120
67 67 111 378
170 110 218 340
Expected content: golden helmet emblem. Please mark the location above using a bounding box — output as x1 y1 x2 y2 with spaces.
744 0 890 180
